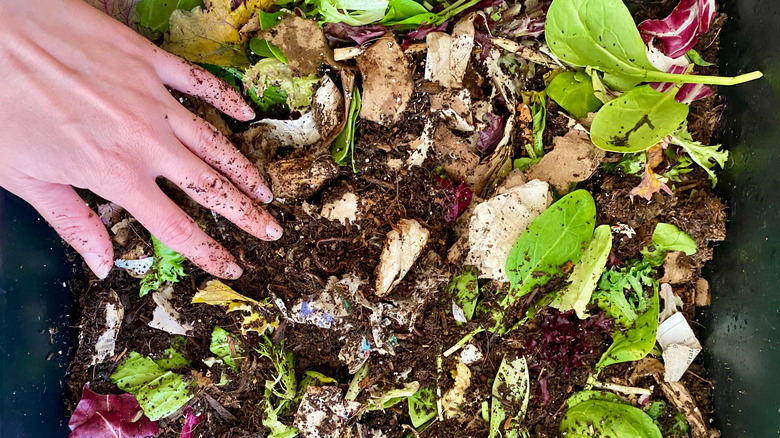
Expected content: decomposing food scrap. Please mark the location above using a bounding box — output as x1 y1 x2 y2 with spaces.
65 0 762 436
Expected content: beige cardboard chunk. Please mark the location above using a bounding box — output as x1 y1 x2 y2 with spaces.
357 34 413 125
255 14 337 76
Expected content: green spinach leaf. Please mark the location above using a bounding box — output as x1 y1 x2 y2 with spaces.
552 225 612 318
547 71 603 119
111 352 194 421
590 85 689 153
503 190 596 308
650 223 697 255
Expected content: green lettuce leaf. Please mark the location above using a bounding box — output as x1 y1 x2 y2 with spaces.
670 128 728 187
111 352 194 421
488 356 530 438
209 326 243 372
243 59 320 112
552 225 612 318
560 391 661 438
136 0 203 33
139 236 186 297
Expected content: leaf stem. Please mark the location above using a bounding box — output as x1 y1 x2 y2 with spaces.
642 70 763 86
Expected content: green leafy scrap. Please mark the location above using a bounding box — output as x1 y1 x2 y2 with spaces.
590 85 689 153
139 236 186 297
408 387 436 429
209 326 243 372
250 38 289 64
593 261 656 328
257 337 298 437
530 95 547 159
449 266 479 321
670 128 729 187
367 382 420 411
503 190 596 308
111 352 194 421
560 391 662 438
546 0 761 88
596 282 659 373
331 87 362 172
552 225 612 319
547 70 603 119
154 337 190 370
137 0 204 33
686 49 714 67
602 152 646 176
488 356 530 438
243 58 320 112
346 361 370 401
307 0 389 26
641 222 697 265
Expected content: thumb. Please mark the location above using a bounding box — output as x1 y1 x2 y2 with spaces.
17 181 113 279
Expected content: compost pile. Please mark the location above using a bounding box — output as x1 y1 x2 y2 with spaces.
65 0 761 436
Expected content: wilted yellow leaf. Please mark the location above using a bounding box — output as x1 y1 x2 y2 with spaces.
162 0 265 67
192 280 275 336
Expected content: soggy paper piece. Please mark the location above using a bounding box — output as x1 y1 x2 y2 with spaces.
375 219 430 296
90 291 124 366
294 386 363 438
149 285 193 336
657 312 702 382
464 179 551 281
321 192 360 227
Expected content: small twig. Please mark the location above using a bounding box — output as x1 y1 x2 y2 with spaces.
591 381 653 396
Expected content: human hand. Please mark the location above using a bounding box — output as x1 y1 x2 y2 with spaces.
0 0 282 280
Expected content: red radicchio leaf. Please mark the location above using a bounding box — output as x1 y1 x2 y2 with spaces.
606 251 623 268
180 406 203 438
537 377 551 405
400 21 448 51
69 384 158 438
435 175 473 222
476 113 505 155
637 0 717 59
323 23 390 46
646 45 712 103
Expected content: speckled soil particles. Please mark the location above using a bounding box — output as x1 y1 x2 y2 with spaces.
65 0 733 437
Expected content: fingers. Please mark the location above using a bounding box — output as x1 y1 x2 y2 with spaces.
168 109 273 203
159 145 283 242
17 182 113 279
120 181 243 279
151 52 255 121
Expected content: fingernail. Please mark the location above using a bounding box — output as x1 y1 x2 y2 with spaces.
266 221 283 240
84 252 110 280
256 186 274 204
245 107 256 121
225 262 243 279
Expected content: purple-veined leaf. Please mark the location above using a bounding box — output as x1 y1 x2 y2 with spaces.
637 0 717 59
69 384 158 438
435 175 473 223
476 113 505 155
180 406 203 438
499 1 549 39
400 21 448 51
646 45 712 103
324 22 390 46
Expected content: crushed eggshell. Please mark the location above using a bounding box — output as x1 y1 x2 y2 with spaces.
375 219 430 296
459 344 483 365
321 192 360 227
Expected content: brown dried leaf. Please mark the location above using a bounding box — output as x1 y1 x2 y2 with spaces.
630 142 673 201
